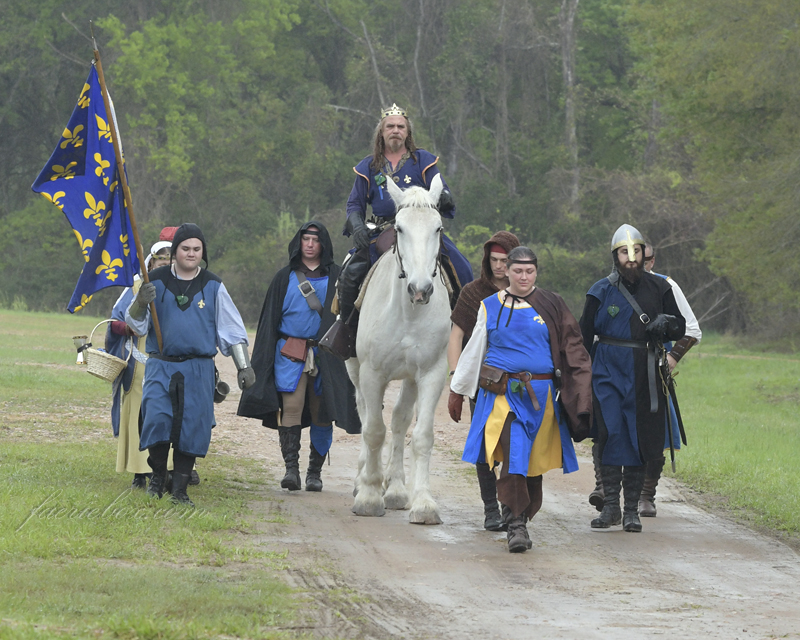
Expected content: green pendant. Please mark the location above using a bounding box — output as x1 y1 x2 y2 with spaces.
607 305 619 317
176 295 188 306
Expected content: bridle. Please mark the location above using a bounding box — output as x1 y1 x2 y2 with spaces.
391 206 444 283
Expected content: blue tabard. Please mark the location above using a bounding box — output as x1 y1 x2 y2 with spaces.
139 272 221 457
462 294 579 475
274 272 328 394
587 278 669 465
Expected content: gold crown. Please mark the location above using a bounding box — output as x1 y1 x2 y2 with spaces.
381 103 407 119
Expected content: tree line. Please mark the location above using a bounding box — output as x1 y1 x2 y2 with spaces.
1 0 797 340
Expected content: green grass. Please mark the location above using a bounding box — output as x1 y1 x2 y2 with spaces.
671 333 800 535
0 310 301 638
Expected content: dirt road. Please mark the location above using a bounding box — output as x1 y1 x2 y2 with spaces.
212 358 800 639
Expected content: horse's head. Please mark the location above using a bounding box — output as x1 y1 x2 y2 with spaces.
385 174 444 305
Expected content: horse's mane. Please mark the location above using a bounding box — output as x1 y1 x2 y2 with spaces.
396 186 436 211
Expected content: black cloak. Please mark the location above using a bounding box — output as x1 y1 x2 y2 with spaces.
237 221 361 433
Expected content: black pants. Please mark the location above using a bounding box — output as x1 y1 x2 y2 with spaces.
148 442 195 475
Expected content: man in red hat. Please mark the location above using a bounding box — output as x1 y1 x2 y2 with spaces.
447 230 520 531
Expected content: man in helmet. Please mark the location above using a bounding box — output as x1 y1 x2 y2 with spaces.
325 103 473 359
580 224 685 533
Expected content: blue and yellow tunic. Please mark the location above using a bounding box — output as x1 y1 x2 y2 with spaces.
462 292 579 476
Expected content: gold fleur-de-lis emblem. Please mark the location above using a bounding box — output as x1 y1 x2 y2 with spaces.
109 179 118 193
73 230 93 262
96 211 112 237
74 293 93 311
94 152 111 185
77 83 91 109
120 233 130 257
197 300 205 309
42 191 66 210
534 315 545 325
95 250 124 282
404 175 411 184
95 115 112 142
60 125 85 149
50 162 78 180
83 192 107 226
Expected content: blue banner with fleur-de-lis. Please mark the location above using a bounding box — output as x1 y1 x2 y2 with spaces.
31 64 139 313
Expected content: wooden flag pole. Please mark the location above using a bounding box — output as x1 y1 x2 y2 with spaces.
91 38 163 352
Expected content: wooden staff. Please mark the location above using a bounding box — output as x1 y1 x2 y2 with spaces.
91 38 163 352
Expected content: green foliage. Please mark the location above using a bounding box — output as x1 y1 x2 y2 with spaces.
627 0 800 332
1 0 795 338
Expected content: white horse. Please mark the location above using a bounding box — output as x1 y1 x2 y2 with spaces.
347 174 451 524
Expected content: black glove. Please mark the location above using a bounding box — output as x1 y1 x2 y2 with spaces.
346 214 371 251
645 314 680 340
129 282 156 320
237 367 256 390
437 189 455 217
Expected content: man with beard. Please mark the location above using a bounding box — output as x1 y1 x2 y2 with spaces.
324 103 473 358
447 230 520 531
238 222 360 491
580 224 685 532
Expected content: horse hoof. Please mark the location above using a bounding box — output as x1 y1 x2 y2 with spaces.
352 497 385 517
383 492 410 510
408 509 442 525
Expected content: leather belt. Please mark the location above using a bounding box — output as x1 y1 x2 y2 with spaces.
279 333 319 347
507 372 554 411
149 353 213 363
598 335 659 413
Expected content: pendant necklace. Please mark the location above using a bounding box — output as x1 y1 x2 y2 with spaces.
174 276 193 306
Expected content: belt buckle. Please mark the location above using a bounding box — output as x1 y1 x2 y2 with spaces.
639 313 650 324
298 280 315 298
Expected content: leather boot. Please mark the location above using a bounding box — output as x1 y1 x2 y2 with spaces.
170 472 195 507
623 465 646 532
591 465 622 528
506 514 529 553
147 469 168 499
588 440 605 511
639 456 664 517
279 426 302 491
131 473 148 490
476 462 505 531
502 505 531 548
305 443 326 492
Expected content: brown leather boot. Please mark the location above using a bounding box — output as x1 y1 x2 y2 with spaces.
506 515 529 553
639 456 664 517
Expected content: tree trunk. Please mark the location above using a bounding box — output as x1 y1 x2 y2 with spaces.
559 0 580 214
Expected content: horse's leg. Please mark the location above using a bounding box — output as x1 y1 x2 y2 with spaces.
352 366 387 517
408 370 445 525
383 378 417 510
346 358 365 497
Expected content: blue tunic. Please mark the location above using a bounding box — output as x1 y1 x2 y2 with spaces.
274 272 328 394
127 267 248 457
462 294 579 476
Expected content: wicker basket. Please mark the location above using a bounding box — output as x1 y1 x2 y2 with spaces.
85 320 132 383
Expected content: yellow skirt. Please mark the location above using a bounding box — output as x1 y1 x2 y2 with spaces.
483 386 563 477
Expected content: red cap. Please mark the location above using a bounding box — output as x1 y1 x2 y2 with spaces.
159 226 179 241
488 243 508 255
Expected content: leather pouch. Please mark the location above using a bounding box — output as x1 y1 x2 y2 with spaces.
479 363 508 395
319 321 355 360
280 337 309 363
375 227 396 256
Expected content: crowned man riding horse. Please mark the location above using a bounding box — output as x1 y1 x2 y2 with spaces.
323 103 474 359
